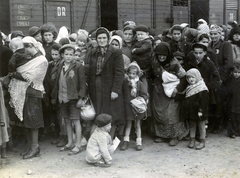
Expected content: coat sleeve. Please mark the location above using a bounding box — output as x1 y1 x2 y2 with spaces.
133 40 152 55
112 49 125 94
208 61 221 90
221 42 233 82
97 134 112 164
139 80 149 101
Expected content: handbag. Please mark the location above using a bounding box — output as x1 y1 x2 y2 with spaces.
130 96 147 114
80 96 96 121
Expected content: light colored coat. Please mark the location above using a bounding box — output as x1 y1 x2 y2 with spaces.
85 127 114 164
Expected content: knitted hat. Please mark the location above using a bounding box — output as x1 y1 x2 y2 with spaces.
170 25 183 34
96 27 110 40
28 26 40 37
197 24 210 35
59 44 76 54
9 38 24 53
109 35 123 49
11 30 25 39
95 114 112 127
123 21 136 28
192 42 207 51
135 25 149 33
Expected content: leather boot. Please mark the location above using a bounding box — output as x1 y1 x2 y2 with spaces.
120 141 129 150
188 138 195 149
20 144 31 156
196 139 205 150
23 147 40 159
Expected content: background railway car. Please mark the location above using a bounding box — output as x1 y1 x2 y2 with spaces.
0 0 240 36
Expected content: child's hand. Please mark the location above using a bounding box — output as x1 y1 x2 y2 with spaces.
76 98 84 108
111 92 118 100
198 112 203 117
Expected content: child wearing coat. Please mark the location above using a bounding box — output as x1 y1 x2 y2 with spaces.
182 68 209 150
120 62 149 151
86 114 114 167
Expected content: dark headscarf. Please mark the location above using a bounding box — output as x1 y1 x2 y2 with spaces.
228 27 240 47
154 42 172 67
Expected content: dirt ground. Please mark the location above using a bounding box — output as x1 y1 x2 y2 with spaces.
1 129 240 178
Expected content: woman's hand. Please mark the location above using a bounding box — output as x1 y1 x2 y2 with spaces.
171 88 178 98
111 92 118 100
76 98 84 108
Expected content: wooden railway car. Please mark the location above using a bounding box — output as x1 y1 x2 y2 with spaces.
0 0 240 36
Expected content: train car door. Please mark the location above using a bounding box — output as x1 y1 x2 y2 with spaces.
191 0 209 28
100 0 118 31
172 0 189 25
45 0 72 31
225 0 238 23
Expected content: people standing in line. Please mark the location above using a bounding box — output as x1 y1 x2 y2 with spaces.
86 27 125 139
182 69 209 150
51 44 86 155
228 27 240 64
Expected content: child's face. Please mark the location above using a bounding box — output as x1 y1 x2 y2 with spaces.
172 30 182 42
77 40 86 46
187 75 197 85
111 39 120 49
193 48 206 63
51 49 60 61
103 123 111 132
43 32 54 44
73 51 81 61
233 69 240 78
200 37 209 46
157 55 167 62
128 68 138 79
233 33 240 42
61 48 74 64
136 31 149 41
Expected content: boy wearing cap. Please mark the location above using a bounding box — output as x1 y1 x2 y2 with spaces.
86 113 114 167
51 44 86 155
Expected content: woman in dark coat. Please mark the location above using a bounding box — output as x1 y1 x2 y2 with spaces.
87 27 125 138
152 42 188 146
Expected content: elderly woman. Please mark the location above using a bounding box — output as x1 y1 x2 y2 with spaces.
152 42 188 146
86 27 125 139
8 37 48 159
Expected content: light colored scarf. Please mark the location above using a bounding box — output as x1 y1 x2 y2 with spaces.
8 55 48 121
127 76 139 97
186 69 208 98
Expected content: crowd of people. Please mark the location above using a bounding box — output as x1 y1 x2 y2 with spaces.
0 18 240 167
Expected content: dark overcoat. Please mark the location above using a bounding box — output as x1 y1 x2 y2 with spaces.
87 45 125 123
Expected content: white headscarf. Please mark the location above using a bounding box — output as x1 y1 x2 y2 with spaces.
22 36 45 56
55 26 69 43
109 35 123 49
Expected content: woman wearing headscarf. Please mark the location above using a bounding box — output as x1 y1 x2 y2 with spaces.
86 27 125 139
122 24 136 60
152 42 188 146
8 36 48 159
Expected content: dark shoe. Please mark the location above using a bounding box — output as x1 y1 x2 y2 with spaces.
23 147 40 159
68 146 83 156
1 147 7 158
136 145 142 151
154 137 164 143
195 139 205 150
120 141 129 150
93 161 111 168
20 145 31 156
188 138 195 149
56 136 68 147
169 138 179 146
230 134 236 139
38 134 46 141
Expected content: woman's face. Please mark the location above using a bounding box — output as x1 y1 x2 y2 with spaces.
233 33 240 42
111 39 120 49
172 30 182 42
157 55 167 62
210 31 221 42
43 32 54 44
97 33 108 47
123 30 133 43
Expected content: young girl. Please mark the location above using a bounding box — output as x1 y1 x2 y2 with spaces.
182 68 209 150
120 62 149 151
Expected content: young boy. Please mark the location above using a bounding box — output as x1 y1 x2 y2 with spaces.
131 25 153 72
120 62 148 151
51 44 86 155
86 114 114 167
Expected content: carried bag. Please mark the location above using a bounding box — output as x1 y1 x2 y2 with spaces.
130 96 147 114
80 96 96 121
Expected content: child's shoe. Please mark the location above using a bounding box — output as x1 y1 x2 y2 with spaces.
56 135 68 147
195 139 205 150
136 138 142 151
188 138 195 149
120 141 129 150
